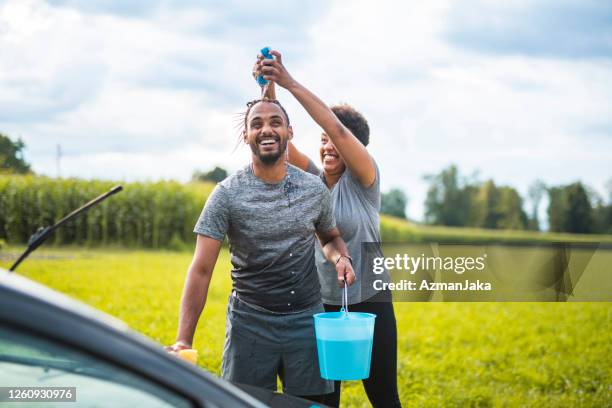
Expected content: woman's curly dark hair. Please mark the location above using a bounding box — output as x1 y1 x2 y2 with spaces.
331 103 369 147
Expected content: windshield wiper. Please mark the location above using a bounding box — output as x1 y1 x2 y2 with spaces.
9 186 123 272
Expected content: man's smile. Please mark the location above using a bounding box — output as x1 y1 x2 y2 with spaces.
258 135 280 149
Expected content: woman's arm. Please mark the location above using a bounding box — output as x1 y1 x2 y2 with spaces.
259 50 376 187
288 142 312 172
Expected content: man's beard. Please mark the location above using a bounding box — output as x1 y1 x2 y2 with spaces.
250 136 288 165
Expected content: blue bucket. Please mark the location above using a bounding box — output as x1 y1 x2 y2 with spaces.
313 311 376 380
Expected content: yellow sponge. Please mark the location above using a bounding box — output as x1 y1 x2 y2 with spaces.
178 348 198 364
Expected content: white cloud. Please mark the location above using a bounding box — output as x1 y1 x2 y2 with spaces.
1 0 610 222
295 1 612 219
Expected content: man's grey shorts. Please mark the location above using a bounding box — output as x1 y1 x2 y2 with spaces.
221 293 333 396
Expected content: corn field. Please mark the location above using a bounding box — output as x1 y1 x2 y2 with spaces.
2 175 606 250
0 175 213 248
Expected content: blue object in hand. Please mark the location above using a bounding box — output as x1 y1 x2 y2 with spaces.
256 47 273 87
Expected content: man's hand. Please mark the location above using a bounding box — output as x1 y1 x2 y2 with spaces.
317 228 354 288
259 50 296 90
252 54 276 99
252 54 264 80
336 256 356 288
164 340 192 355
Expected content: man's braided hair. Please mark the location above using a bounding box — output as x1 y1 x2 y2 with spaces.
243 98 290 129
233 98 291 152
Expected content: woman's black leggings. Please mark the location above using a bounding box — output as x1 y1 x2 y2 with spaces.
321 292 402 408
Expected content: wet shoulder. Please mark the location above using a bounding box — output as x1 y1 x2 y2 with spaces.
218 165 252 191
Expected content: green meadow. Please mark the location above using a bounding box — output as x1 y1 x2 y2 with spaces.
2 246 610 408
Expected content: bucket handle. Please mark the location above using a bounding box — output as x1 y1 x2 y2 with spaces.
340 278 349 315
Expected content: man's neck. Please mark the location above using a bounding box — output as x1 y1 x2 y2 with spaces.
252 157 287 183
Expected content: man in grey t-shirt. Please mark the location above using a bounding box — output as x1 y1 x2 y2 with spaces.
167 99 355 402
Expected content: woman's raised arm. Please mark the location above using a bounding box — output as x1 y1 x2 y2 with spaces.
258 50 375 187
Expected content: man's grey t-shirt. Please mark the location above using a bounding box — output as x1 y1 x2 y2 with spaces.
194 164 336 313
307 158 389 305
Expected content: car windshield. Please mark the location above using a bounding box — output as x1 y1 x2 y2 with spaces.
0 326 192 408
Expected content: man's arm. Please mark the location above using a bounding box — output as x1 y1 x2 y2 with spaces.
253 60 312 172
273 73 311 171
316 227 356 288
261 76 276 100
263 82 313 171
262 80 314 172
259 50 376 187
169 235 222 350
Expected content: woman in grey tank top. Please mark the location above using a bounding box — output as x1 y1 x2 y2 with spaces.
254 51 402 407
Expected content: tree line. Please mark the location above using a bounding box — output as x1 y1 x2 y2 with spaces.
0 133 32 174
1 134 609 235
421 165 611 234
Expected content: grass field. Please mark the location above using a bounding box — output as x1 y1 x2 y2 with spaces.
380 216 612 244
1 246 611 407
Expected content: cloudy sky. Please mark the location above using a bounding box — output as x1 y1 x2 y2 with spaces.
1 0 611 220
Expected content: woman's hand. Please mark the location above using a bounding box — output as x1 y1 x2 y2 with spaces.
259 50 297 90
256 50 375 188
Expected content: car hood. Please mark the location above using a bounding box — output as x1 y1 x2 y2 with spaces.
0 269 328 408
